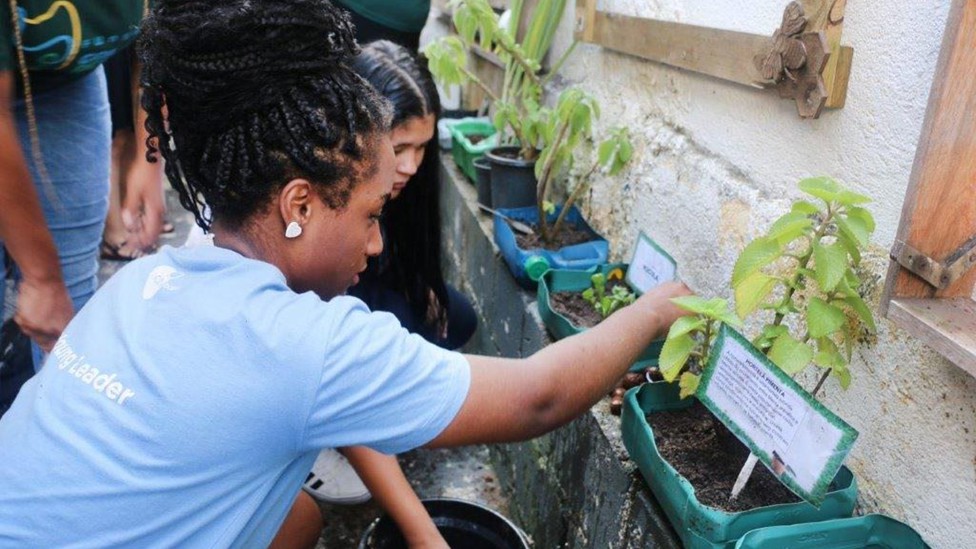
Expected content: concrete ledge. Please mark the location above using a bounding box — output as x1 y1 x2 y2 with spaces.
439 153 681 548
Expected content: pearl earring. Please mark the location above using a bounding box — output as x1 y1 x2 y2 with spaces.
285 221 303 239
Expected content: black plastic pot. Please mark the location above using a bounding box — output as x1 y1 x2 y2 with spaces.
473 156 493 207
358 498 529 549
485 146 536 208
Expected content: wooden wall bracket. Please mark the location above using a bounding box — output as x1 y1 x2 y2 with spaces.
573 0 853 118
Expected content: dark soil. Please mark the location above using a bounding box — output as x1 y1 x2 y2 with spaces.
515 223 596 251
646 401 801 512
549 279 632 328
467 134 489 145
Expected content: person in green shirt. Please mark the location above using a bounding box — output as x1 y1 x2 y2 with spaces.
335 0 430 50
0 1 156 411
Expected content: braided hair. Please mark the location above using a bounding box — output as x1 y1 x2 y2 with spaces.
138 0 392 230
351 41 448 330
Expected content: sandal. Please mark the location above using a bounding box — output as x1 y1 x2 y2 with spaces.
99 239 145 261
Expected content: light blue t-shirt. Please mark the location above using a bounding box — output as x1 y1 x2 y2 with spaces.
0 245 471 548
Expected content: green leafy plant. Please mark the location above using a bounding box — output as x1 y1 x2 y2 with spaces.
425 1 635 245
659 176 877 399
658 297 742 398
534 97 633 243
424 0 575 161
658 176 878 499
581 272 636 319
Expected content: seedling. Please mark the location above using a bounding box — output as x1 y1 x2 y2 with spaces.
581 271 636 318
657 176 877 499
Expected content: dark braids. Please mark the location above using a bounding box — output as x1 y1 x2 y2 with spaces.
138 0 392 230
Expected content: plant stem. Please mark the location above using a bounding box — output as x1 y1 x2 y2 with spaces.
732 207 836 501
461 67 500 102
536 119 571 243
551 158 600 237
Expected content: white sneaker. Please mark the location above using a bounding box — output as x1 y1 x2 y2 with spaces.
302 449 372 504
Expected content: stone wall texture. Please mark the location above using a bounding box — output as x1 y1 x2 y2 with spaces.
428 1 975 546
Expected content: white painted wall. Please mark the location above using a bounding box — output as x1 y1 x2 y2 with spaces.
428 1 975 546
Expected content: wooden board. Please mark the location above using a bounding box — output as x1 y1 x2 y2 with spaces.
883 0 976 305
573 0 852 106
888 298 976 376
574 2 773 88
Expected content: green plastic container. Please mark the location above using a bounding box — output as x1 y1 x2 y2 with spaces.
620 383 859 549
450 120 498 182
735 514 930 549
537 263 664 371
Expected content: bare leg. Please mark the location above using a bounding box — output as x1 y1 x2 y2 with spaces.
268 491 323 549
101 131 143 259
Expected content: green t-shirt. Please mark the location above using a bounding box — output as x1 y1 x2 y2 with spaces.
336 0 430 34
0 1 145 94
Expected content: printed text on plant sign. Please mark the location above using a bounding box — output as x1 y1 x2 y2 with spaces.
698 327 857 503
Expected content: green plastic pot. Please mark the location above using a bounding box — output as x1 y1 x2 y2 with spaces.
450 120 498 182
620 383 858 549
537 263 664 371
735 514 930 548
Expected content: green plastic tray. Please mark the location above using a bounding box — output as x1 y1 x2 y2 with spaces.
450 120 498 182
537 263 664 371
735 514 930 549
620 383 859 549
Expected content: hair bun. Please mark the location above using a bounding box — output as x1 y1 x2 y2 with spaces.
141 0 359 129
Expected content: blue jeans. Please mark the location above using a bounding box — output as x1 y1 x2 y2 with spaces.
0 68 111 372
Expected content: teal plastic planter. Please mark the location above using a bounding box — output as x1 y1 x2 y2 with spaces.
450 120 498 182
493 205 609 290
735 514 930 549
620 383 858 549
537 263 664 371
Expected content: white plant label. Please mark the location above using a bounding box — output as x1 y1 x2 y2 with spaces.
697 326 858 505
625 232 677 294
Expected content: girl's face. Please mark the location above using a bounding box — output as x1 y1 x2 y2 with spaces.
293 135 396 298
389 114 436 199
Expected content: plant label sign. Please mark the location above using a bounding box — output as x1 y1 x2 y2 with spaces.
625 232 677 294
697 326 858 505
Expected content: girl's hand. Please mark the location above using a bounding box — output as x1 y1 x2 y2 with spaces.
15 275 73 352
406 530 450 549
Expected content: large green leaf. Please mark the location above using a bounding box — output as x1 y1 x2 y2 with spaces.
836 216 870 248
660 333 695 382
766 212 815 245
732 237 783 287
670 297 743 328
846 206 876 233
768 333 814 375
832 362 852 390
679 372 701 399
798 176 840 203
807 297 846 338
791 200 821 216
812 242 847 292
814 337 845 369
835 189 872 206
755 324 789 350
734 272 778 318
835 230 861 265
843 294 877 333
667 316 707 339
